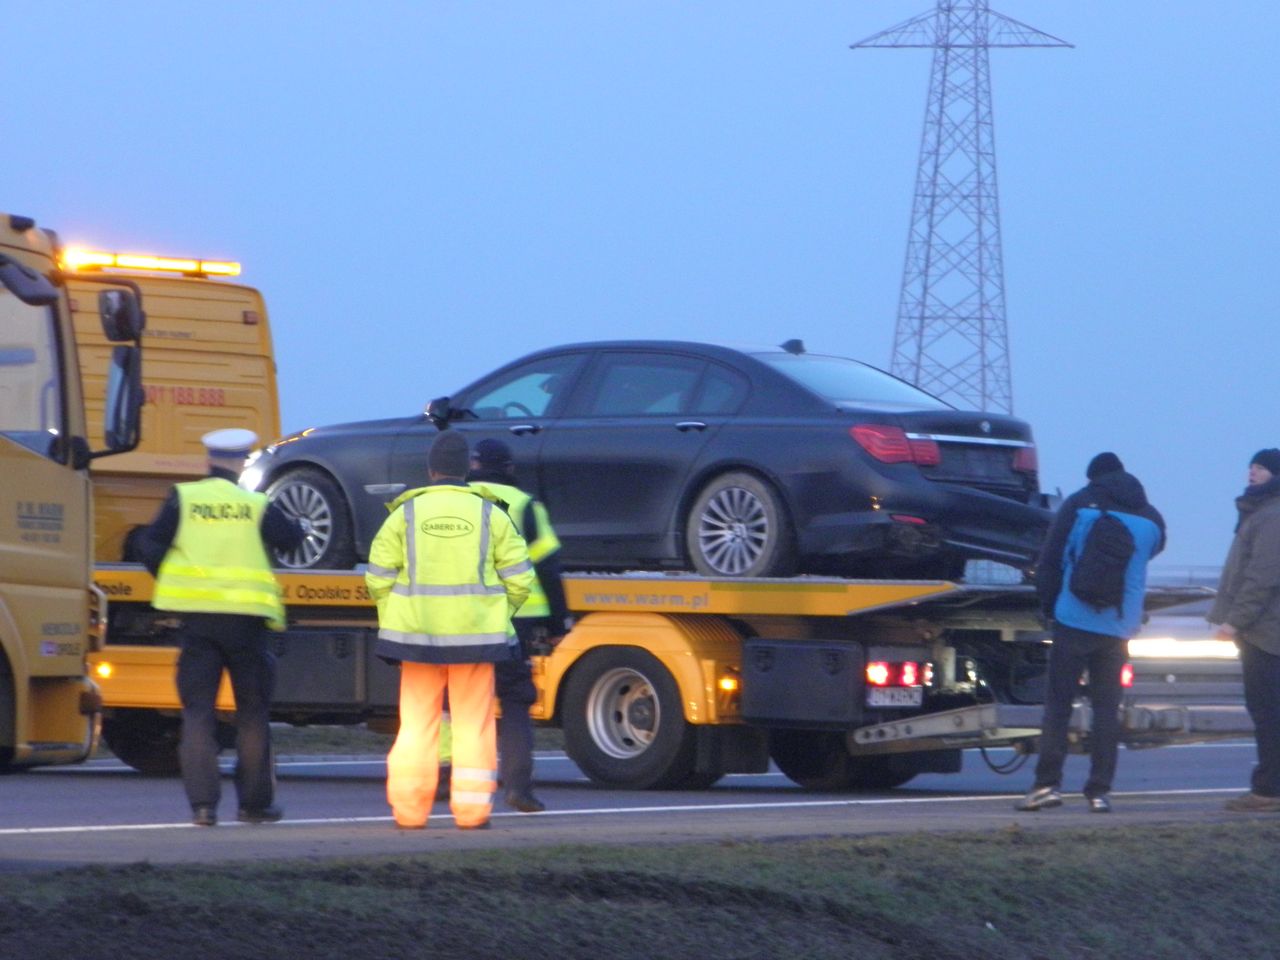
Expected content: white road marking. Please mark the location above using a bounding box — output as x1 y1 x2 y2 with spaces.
0 786 1245 837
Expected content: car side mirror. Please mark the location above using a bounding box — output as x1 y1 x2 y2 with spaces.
99 289 146 342
426 396 452 428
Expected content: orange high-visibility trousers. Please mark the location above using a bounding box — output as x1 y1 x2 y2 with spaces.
387 661 496 829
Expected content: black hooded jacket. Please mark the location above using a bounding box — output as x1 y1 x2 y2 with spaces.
1035 470 1167 617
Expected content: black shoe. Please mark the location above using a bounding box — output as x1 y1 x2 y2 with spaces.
1087 795 1112 813
237 805 284 824
192 805 218 827
506 791 546 813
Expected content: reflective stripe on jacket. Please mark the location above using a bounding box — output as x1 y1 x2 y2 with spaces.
152 478 286 629
468 479 560 619
366 483 535 664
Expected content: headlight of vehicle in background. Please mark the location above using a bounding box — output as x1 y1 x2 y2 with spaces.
239 448 266 492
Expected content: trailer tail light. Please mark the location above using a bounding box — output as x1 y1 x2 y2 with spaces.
865 659 928 707
865 661 927 687
1120 663 1134 688
851 425 941 466
1013 444 1039 474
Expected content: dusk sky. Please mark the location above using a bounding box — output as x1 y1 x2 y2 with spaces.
10 2 1277 567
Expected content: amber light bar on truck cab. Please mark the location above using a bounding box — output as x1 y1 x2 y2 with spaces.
59 247 241 277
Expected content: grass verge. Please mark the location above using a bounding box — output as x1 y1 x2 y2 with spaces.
2 820 1276 960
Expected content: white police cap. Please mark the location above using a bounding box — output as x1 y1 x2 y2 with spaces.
201 428 259 459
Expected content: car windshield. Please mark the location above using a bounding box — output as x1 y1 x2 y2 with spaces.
756 353 949 410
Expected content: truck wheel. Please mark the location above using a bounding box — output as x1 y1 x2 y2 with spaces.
768 730 918 790
562 648 701 790
686 472 796 578
102 711 182 776
845 756 917 790
768 729 855 790
266 467 358 569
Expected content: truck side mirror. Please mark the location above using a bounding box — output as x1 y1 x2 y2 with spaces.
426 396 452 428
99 289 146 342
0 254 58 306
102 345 143 452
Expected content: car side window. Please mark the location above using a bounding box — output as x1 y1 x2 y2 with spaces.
586 356 704 416
461 354 583 420
692 364 749 415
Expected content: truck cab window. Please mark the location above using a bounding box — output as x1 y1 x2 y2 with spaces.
0 288 62 458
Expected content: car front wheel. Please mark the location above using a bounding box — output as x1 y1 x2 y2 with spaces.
265 467 357 569
686 472 796 577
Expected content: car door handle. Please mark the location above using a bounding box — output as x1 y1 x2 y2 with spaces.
675 421 707 432
509 424 541 436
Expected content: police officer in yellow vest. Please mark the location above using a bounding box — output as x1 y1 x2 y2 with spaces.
366 431 535 830
468 438 573 813
138 429 303 827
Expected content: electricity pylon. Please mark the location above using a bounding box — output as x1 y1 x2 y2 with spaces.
852 2 1070 412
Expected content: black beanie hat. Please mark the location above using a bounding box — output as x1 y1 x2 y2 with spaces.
472 438 514 471
1086 451 1124 480
1251 448 1280 475
428 431 470 479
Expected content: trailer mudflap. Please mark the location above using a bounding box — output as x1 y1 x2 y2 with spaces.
848 700 1255 756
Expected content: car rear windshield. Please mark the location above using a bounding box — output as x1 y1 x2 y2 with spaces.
756 353 949 409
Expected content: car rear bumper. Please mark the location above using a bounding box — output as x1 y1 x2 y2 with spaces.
797 482 1049 567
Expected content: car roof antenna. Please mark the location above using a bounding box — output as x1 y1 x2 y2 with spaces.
780 338 805 355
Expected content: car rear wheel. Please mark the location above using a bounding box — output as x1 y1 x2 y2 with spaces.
266 467 357 569
686 472 795 578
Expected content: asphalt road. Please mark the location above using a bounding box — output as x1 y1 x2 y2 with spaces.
0 740 1263 873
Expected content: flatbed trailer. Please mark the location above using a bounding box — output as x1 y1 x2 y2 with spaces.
89 566 1249 789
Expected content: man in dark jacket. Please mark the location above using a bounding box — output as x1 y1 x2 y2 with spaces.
1210 448 1280 813
1017 452 1165 813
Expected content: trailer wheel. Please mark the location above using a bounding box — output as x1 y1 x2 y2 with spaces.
768 730 918 791
562 648 705 790
102 711 182 776
686 472 796 578
266 467 357 569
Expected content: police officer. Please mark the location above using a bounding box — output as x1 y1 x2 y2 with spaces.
365 431 535 830
138 428 303 827
468 438 573 813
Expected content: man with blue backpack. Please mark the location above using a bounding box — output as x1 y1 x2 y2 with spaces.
1017 452 1166 813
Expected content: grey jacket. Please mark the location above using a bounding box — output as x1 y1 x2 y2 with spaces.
1210 486 1280 656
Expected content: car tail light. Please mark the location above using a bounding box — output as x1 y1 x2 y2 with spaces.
851 425 940 466
1013 444 1038 474
1120 663 1134 688
900 661 919 686
866 661 892 686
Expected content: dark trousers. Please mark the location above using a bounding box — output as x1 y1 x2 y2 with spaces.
175 613 276 811
1239 641 1280 797
1034 623 1128 799
495 619 540 796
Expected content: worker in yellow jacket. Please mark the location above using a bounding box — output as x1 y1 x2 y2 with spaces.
365 431 535 830
468 438 573 813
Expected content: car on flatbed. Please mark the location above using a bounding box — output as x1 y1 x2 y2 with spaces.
242 339 1050 578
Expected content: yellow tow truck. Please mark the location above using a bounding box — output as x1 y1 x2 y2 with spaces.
0 215 144 770
71 249 1245 789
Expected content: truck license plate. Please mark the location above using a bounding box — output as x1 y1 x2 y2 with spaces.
866 687 923 707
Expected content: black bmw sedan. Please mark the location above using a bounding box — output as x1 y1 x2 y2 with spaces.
240 340 1049 578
